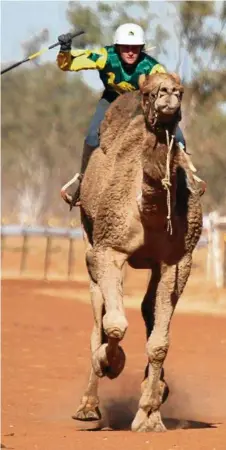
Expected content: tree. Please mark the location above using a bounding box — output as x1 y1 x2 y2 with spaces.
173 1 226 93
1 64 98 223
173 1 226 212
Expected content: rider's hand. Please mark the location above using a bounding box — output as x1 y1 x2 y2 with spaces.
58 33 72 52
117 81 136 92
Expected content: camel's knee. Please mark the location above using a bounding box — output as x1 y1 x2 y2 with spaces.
146 341 169 367
103 311 128 340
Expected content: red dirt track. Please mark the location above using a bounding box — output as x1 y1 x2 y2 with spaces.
2 277 226 450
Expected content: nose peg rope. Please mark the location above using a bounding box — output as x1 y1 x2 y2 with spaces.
161 129 175 235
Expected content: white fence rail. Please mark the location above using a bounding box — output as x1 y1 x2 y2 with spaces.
203 212 226 289
1 213 226 287
1 224 82 280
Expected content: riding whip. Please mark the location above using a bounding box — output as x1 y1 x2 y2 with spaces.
1 30 85 75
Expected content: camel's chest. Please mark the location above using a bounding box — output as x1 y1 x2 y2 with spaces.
127 225 187 268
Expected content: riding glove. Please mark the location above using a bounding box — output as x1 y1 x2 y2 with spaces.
58 33 72 52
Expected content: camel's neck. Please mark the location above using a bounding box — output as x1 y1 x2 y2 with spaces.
142 127 179 181
139 127 180 228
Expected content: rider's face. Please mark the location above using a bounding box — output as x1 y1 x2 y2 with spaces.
118 45 142 65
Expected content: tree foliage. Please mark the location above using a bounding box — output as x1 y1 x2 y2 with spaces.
1 64 98 223
174 1 226 213
174 1 226 90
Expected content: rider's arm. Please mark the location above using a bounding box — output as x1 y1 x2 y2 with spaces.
57 48 108 72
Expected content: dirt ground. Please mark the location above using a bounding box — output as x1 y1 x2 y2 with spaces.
2 237 226 449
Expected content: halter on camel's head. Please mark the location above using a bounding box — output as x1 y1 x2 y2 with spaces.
138 72 184 132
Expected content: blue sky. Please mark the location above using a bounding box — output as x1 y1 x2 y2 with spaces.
1 1 103 88
1 1 70 63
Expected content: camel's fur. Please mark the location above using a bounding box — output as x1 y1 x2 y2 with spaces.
73 73 203 432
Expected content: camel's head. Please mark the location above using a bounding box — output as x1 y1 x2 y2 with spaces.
139 72 184 127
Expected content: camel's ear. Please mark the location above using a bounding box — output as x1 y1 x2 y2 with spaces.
138 74 149 92
170 72 181 84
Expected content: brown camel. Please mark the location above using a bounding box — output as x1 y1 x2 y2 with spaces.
72 72 203 432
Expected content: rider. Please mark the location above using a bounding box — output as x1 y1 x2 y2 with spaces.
57 23 194 207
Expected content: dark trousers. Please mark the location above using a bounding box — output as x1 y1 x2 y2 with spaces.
85 98 186 149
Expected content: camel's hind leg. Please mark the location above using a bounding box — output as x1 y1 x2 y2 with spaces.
132 254 192 432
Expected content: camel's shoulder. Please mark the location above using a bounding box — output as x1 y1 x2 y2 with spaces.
103 91 142 127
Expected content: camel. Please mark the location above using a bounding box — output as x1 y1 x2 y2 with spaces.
71 72 203 432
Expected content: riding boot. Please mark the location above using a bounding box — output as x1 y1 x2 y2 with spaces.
62 143 96 209
178 145 206 196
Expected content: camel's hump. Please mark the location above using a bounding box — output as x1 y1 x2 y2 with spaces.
99 91 143 154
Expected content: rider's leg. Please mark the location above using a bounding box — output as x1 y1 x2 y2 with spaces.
81 97 111 172
175 125 186 152
66 98 111 208
175 126 206 195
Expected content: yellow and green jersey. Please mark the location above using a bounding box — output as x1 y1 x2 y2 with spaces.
57 45 166 102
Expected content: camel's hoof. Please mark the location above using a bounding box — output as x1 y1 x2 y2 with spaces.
131 408 147 432
104 345 126 379
146 417 167 433
72 395 101 422
103 311 128 340
92 343 126 379
72 405 101 422
131 410 166 432
72 407 101 421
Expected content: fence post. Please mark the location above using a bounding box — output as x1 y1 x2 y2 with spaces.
1 233 4 266
1 219 6 268
67 219 77 279
44 224 52 280
212 212 223 288
206 216 212 281
224 234 226 288
67 233 74 279
20 228 29 275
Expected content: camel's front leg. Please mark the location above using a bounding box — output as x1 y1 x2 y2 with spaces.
96 247 128 339
132 254 192 432
94 247 128 378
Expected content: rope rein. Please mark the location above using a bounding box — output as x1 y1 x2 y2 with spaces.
161 129 175 235
144 83 176 235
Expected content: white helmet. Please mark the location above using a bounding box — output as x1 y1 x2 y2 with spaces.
113 23 145 46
